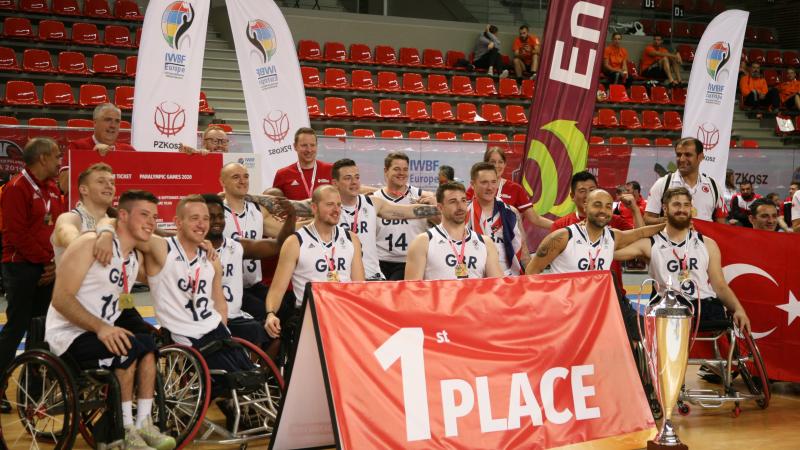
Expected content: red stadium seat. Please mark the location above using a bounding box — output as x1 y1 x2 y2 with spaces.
596 109 618 128
763 69 779 86
377 71 400 92
642 110 663 130
0 0 12 10
66 118 93 141
2 18 34 39
512 133 526 142
456 103 478 123
114 85 134 110
19 0 49 14
756 27 776 44
92 53 122 76
301 66 321 89
782 51 799 67
352 128 376 138
670 87 686 105
461 132 482 141
748 49 765 65
505 105 528 125
306 96 322 118
374 45 397 65
487 133 508 142
766 50 783 66
626 60 641 80
435 131 456 140
422 48 445 68
654 137 672 146
404 100 429 121
608 84 630 103
379 99 403 119
662 111 682 131
745 26 757 42
324 127 346 137
350 70 374 91
38 20 68 42
114 0 142 20
729 138 737 147
431 101 455 122
72 23 101 45
499 78 520 97
629 85 650 103
323 41 346 62
401 72 424 94
53 0 81 15
445 50 466 69
475 77 497 97
4 80 40 105
673 21 691 39
124 55 137 77
631 137 651 146
348 43 373 64
408 130 430 139
689 23 705 39
426 74 450 95
79 84 109 107
323 96 350 119
608 136 628 145
619 109 641 129
520 79 534 98
740 139 759 148
323 68 347 89
650 86 671 104
43 82 76 106
589 136 604 145
22 49 55 73
398 47 421 66
451 75 475 96
480 103 504 124
199 91 214 113
104 25 132 47
639 19 654 35
67 118 93 128
352 98 379 120
298 40 322 61
29 118 58 128
381 129 403 139
677 45 695 63
655 20 671 37
58 51 89 74
0 47 19 71
84 0 112 18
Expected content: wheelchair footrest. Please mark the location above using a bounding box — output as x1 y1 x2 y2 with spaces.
223 370 268 392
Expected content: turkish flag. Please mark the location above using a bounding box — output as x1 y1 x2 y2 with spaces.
693 221 800 382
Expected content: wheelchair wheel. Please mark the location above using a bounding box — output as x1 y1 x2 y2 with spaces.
232 338 284 432
153 345 211 449
735 331 770 409
0 351 79 450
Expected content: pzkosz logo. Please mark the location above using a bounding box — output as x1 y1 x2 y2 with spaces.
696 122 720 151
153 102 186 137
161 1 194 79
262 110 289 142
247 19 279 90
706 41 731 82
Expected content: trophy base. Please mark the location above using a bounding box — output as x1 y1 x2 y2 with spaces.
647 441 688 450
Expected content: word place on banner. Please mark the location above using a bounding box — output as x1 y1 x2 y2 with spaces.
270 274 656 450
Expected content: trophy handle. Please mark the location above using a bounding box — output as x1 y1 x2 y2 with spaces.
682 279 703 354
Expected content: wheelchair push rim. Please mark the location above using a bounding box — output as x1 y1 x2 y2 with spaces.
735 330 770 409
230 337 285 434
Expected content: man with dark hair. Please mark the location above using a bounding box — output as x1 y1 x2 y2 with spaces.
645 138 726 224
728 180 762 227
784 182 798 226
68 103 136 156
551 171 641 231
512 24 540 79
438 165 456 185
616 180 646 229
791 182 800 232
748 198 780 231
271 127 333 200
640 34 682 85
602 32 631 87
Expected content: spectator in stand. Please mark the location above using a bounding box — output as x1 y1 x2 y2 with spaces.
473 24 509 79
748 198 780 232
68 103 135 156
640 34 683 86
728 180 761 227
785 181 799 225
602 32 631 88
180 125 230 155
765 193 792 231
793 185 800 232
512 25 540 80
723 169 736 212
774 68 800 113
438 165 455 185
739 63 775 109
617 181 647 229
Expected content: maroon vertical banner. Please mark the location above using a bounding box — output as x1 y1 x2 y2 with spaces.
522 0 613 220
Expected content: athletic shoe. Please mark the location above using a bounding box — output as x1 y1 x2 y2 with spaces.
125 426 155 450
487 67 494 76
138 418 176 450
499 69 509 79
697 364 722 384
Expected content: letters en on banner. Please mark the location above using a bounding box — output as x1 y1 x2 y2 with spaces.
521 0 613 218
270 273 656 450
69 150 222 228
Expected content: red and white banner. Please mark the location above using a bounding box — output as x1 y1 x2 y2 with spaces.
271 273 656 450
69 150 222 228
693 221 800 382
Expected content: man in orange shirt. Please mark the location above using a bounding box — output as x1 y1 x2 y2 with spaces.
602 32 631 87
739 62 774 108
640 35 683 86
775 68 800 112
512 25 540 80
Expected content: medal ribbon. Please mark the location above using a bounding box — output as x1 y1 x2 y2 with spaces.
587 247 601 270
22 169 51 218
231 211 243 237
297 161 318 199
171 237 203 297
581 224 604 270
347 196 361 233
310 225 337 271
442 225 468 266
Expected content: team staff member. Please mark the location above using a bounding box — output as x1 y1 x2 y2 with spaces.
68 103 135 156
272 127 333 200
0 137 65 376
406 182 503 280
180 125 231 155
645 138 725 224
791 185 800 232
748 198 780 231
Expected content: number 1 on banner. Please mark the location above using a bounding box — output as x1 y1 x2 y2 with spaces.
374 328 431 441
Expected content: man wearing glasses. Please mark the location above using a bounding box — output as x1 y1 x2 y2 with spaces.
180 125 230 155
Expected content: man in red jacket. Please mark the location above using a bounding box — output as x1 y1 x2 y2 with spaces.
68 103 136 156
0 137 66 376
271 127 332 201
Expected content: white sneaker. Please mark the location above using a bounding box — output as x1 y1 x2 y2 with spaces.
499 69 509 79
137 418 176 450
487 67 494 76
125 426 155 450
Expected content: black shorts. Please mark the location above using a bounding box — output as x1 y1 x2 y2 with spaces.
65 331 157 370
642 64 667 80
187 323 254 373
227 316 270 347
115 308 153 335
379 260 406 281
242 283 269 322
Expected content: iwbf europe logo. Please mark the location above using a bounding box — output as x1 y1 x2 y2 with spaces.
704 41 731 105
246 19 279 90
161 1 195 79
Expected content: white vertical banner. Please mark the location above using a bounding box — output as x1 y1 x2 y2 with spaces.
681 9 748 187
226 0 309 187
132 0 209 152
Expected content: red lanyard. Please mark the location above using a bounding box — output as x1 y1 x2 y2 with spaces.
581 225 604 270
442 226 467 265
231 211 243 236
172 237 203 297
386 186 408 199
297 161 317 198
22 169 51 216
346 196 360 233
121 258 130 294
310 225 337 270
587 247 601 270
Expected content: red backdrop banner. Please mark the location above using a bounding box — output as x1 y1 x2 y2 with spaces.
310 273 655 449
693 221 800 382
68 150 223 228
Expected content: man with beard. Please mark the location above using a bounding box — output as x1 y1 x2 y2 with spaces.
405 182 503 280
728 180 762 227
265 185 365 339
614 187 751 333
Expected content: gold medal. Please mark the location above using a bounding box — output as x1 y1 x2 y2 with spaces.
455 263 468 279
119 293 135 310
690 206 697 218
326 270 340 282
678 269 690 283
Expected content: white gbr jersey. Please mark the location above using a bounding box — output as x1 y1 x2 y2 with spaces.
374 186 427 262
292 225 355 307
217 237 247 319
649 230 716 299
467 201 522 275
46 238 139 356
424 225 488 280
338 194 382 280
223 199 262 287
51 207 102 266
550 224 615 274
149 237 221 343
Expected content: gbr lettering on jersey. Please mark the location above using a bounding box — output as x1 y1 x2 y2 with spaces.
375 186 427 263
648 231 716 299
223 200 263 287
217 237 247 319
291 225 356 306
549 224 615 274
338 194 383 279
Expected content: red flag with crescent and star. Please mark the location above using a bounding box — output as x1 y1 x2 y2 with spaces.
693 220 800 382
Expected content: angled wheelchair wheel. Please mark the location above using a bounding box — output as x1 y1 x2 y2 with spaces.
0 351 79 450
232 338 285 432
154 345 211 449
735 330 770 409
